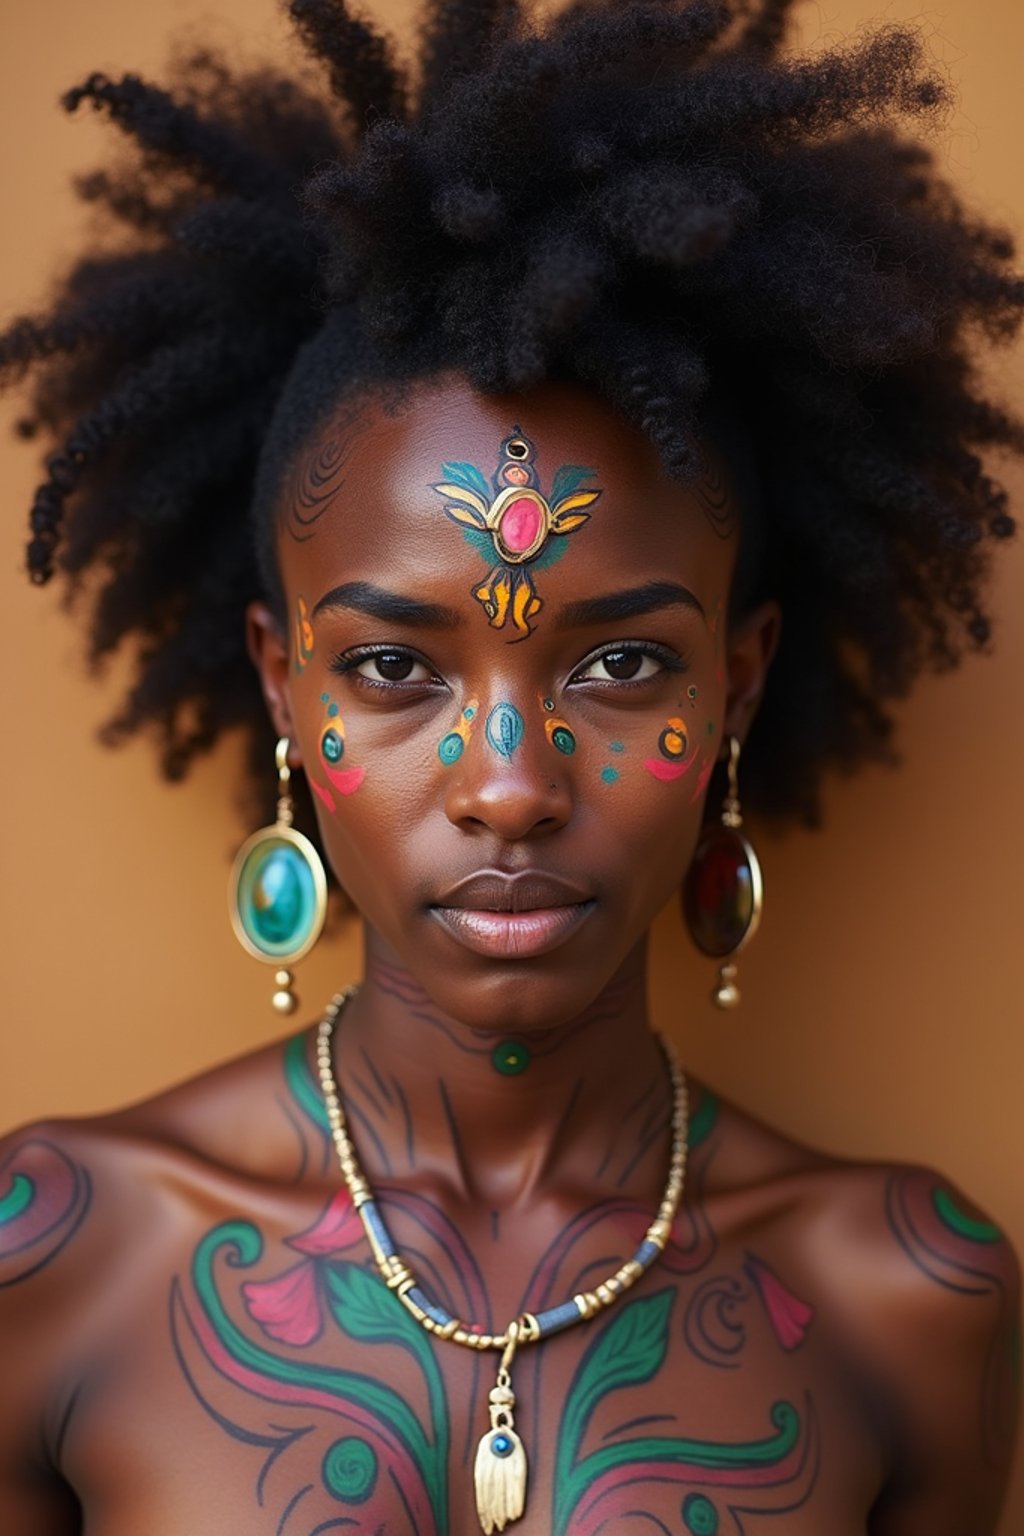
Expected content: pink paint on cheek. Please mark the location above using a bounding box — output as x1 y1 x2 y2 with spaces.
309 776 336 812
643 757 695 782
323 761 366 796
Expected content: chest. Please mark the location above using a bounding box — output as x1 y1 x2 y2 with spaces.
63 1196 886 1536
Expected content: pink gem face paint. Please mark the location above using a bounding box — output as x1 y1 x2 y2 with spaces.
431 427 601 640
310 691 365 809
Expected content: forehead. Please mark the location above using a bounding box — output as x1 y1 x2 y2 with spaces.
274 375 738 607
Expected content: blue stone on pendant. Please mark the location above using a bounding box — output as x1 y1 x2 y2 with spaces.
238 838 318 956
491 1434 514 1457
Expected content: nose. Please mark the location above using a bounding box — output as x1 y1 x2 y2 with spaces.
443 700 573 841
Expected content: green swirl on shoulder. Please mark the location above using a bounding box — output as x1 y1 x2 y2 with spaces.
932 1186 1003 1245
0 1172 33 1225
688 1089 719 1152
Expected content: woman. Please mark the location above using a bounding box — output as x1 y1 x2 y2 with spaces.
0 0 1020 1531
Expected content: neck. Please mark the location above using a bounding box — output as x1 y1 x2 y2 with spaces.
317 933 671 1211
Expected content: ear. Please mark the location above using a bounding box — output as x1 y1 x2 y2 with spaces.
246 600 300 760
721 599 782 748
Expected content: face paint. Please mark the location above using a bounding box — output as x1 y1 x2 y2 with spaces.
600 765 620 785
317 691 365 798
293 595 315 673
643 716 694 783
540 698 576 756
437 700 480 765
431 427 601 640
687 684 698 708
485 702 524 760
608 740 625 754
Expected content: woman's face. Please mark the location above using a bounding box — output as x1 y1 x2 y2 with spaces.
250 375 777 1031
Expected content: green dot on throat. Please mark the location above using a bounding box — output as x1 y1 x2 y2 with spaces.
492 1040 531 1076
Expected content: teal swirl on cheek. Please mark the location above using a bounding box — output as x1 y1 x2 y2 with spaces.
438 700 480 765
485 702 524 759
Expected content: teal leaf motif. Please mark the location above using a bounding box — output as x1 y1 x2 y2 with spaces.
551 464 597 507
461 526 496 561
558 1289 674 1480
325 1263 449 1518
442 460 492 502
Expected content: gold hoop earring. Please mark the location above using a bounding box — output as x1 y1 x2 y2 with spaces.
229 737 327 1015
681 735 763 1009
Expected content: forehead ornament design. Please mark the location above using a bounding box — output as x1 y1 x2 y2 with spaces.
432 428 601 640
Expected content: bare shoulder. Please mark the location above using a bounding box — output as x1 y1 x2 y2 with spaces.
694 1080 1021 1528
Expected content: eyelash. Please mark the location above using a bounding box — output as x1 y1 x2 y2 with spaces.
327 641 686 692
569 642 687 689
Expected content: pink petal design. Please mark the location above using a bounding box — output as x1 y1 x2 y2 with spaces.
289 1189 365 1257
643 757 693 782
324 761 366 796
744 1252 815 1351
242 1260 323 1347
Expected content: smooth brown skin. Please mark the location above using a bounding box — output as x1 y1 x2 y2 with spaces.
0 378 1019 1535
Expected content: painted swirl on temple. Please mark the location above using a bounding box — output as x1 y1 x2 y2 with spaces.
0 1136 92 1288
283 432 353 545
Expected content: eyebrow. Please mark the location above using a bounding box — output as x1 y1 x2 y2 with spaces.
312 581 464 628
555 580 707 628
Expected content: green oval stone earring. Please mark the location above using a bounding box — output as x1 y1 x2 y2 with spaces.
229 737 328 1014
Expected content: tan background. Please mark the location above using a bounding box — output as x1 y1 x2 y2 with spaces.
2 0 1022 1526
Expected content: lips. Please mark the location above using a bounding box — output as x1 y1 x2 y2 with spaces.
429 869 596 959
432 869 593 913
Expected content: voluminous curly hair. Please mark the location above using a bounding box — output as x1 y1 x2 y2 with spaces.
4 0 1022 832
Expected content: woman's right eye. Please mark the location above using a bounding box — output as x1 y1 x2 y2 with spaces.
351 650 435 684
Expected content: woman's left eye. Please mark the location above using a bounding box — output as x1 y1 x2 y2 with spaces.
572 646 680 685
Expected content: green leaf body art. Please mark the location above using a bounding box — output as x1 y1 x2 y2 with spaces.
432 429 601 640
172 1217 450 1532
485 702 524 759
553 1289 816 1535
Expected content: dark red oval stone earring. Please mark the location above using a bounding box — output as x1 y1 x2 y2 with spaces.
682 735 763 1008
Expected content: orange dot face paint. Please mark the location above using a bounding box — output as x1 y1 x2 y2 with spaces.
644 716 694 782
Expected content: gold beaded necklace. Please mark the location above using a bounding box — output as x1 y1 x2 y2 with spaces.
315 985 689 1534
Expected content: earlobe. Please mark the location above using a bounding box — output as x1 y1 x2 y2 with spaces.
245 600 298 753
722 599 782 748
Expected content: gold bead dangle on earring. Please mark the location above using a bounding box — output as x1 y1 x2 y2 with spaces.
681 735 763 1009
228 737 327 1014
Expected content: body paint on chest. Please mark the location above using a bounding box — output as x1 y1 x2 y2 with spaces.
432 428 601 640
309 692 365 810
